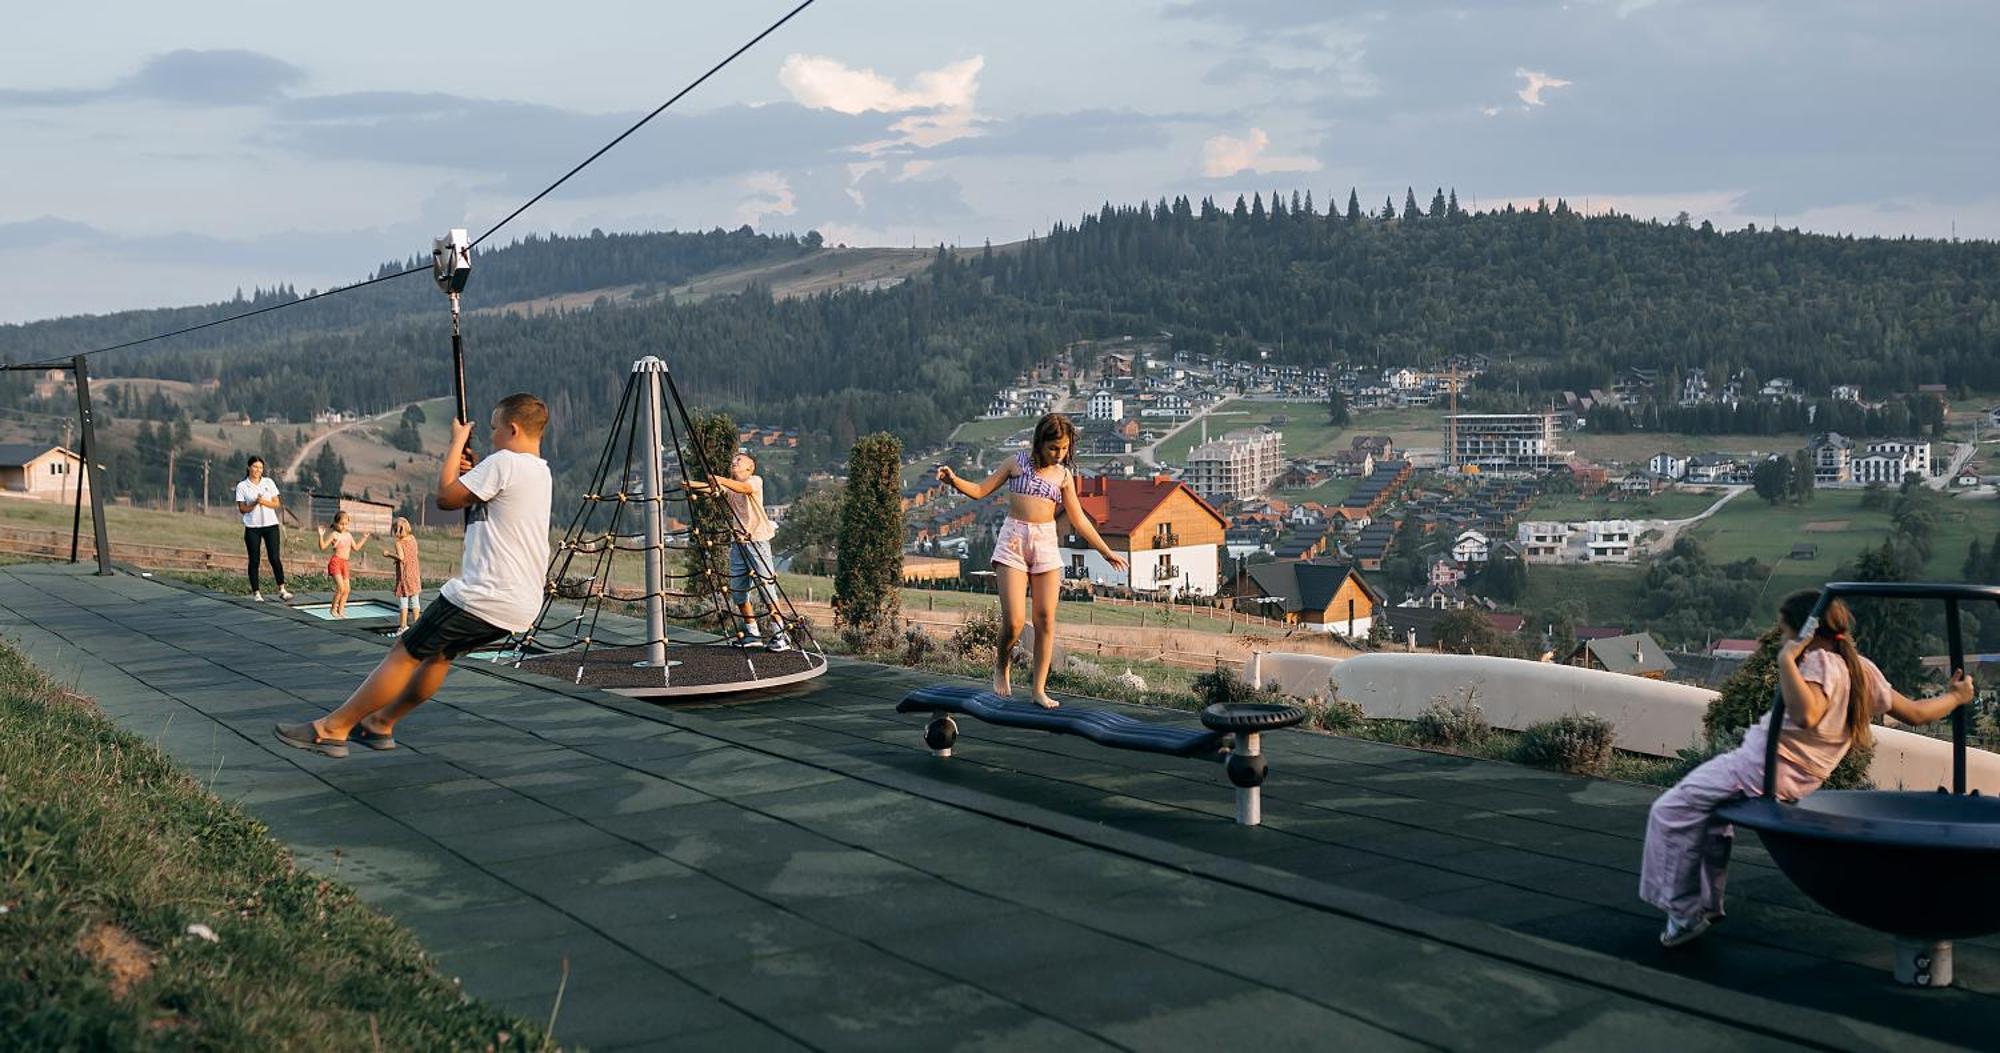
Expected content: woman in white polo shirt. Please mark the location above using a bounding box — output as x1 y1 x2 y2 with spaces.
235 455 293 602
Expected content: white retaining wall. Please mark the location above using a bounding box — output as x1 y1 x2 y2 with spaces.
1245 650 2000 794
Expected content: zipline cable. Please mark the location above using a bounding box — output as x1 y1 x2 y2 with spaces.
5 0 818 370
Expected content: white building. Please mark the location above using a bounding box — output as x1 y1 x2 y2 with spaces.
1585 520 1637 562
1517 521 1569 562
1059 476 1227 597
1088 390 1125 421
1647 452 1687 481
1144 392 1194 419
1832 384 1863 403
1182 427 1284 499
1811 434 1854 485
1853 440 1931 485
1451 529 1491 565
1446 412 1567 472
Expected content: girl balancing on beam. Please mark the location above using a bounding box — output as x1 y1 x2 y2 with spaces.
938 413 1126 709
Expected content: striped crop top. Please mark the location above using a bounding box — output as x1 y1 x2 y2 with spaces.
1008 449 1069 503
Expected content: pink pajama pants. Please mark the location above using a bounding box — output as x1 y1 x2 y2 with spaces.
1638 736 1821 920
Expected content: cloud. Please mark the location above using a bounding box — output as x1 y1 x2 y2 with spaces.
780 55 986 153
779 54 982 115
1200 128 1319 178
0 49 303 108
0 216 103 251
1514 68 1572 107
261 94 894 194
735 172 796 226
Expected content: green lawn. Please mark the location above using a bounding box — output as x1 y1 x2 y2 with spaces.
951 416 1035 447
1524 490 1724 522
1518 563 1648 628
1279 476 1361 505
1566 432 1794 465
0 640 546 1049
772 572 1285 636
1152 402 1400 468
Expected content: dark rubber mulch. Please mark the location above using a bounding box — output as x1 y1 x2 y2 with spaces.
517 642 824 689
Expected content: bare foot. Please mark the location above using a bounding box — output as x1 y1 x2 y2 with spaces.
992 671 1012 697
1030 693 1060 710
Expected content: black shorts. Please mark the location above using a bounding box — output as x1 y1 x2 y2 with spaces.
398 597 509 660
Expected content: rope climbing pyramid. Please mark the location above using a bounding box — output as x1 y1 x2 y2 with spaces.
508 355 826 697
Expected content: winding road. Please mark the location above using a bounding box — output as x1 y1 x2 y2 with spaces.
281 405 406 484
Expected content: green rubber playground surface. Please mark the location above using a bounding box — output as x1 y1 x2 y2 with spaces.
4 559 1994 1051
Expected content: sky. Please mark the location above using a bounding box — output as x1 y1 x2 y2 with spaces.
2 0 1995 324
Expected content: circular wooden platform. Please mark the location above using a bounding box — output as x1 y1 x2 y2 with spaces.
514 642 827 698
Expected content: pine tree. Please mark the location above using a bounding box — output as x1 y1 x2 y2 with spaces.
1290 189 1304 216
1381 196 1398 221
1345 188 1361 225
685 412 740 615
1403 187 1422 222
1300 189 1314 217
1447 189 1462 218
1231 195 1249 221
1327 385 1350 425
1429 187 1448 219
834 432 904 648
1250 193 1267 221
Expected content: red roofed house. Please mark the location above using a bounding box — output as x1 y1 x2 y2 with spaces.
1709 638 1761 660
1059 475 1230 596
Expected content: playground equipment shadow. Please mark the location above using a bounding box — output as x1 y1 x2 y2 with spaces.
2 560 1994 1051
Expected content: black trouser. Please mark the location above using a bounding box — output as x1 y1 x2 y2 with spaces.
244 524 285 591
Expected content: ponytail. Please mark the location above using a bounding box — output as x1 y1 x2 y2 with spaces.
1778 591 1874 748
1833 633 1873 749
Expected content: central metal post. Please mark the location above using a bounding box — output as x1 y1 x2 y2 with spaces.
636 357 670 669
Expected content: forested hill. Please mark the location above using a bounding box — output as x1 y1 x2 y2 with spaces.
990 192 2000 397
0 226 816 363
5 191 1997 493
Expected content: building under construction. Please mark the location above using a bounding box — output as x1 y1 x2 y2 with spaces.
1445 412 1568 473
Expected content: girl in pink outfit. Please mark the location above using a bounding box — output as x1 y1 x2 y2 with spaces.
1641 590 1975 947
937 413 1127 709
386 517 422 633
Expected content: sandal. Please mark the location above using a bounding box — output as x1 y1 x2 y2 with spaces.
273 721 348 759
351 724 397 751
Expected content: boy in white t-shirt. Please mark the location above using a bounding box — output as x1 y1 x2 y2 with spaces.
276 393 552 758
687 451 790 651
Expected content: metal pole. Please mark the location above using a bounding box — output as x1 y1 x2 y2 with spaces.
1946 598 1965 795
637 357 669 668
72 355 113 575
449 293 472 529
69 414 84 564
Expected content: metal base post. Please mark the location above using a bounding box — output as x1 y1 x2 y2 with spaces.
1231 731 1263 826
1894 939 1952 987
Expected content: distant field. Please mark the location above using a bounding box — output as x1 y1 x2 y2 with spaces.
1279 476 1361 505
1524 490 1723 522
952 416 1035 448
1567 431 1796 465
1155 400 1354 466
1518 563 1648 629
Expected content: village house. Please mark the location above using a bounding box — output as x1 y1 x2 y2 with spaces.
1451 529 1490 564
1088 390 1125 421
1569 632 1676 679
1058 475 1228 596
1851 439 1931 485
1647 452 1687 481
0 443 89 503
1238 561 1384 638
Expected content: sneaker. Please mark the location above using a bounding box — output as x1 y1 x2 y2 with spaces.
278 586 294 601
250 591 265 602
1659 913 1712 948
767 634 793 653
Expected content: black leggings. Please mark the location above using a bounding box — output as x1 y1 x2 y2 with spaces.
245 525 285 591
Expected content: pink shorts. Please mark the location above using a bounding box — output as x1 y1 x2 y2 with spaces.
992 517 1061 575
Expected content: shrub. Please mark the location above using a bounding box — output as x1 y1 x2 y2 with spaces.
1191 668 1288 709
1301 693 1366 732
900 622 936 666
1414 687 1490 749
1515 712 1618 775
951 609 1002 664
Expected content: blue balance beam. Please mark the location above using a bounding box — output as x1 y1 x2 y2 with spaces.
896 682 1308 825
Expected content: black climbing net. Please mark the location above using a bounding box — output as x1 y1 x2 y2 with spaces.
503 360 823 684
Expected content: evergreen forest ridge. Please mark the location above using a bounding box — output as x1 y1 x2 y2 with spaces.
5 189 1998 491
